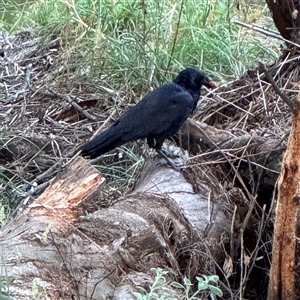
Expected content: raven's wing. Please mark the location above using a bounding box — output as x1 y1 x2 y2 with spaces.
115 83 194 143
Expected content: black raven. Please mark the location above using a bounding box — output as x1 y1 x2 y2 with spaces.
81 68 215 166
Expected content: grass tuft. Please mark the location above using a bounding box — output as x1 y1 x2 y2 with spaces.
1 0 281 83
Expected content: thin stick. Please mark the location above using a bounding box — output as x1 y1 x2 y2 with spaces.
45 89 98 121
234 20 300 49
258 62 296 112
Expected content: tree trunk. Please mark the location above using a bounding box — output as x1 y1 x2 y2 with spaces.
0 119 285 299
267 96 300 300
265 0 300 44
1 154 232 299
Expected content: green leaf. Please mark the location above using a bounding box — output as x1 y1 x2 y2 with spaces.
152 279 166 289
196 276 204 285
197 277 208 291
183 277 192 286
209 285 223 297
170 282 185 289
208 275 219 283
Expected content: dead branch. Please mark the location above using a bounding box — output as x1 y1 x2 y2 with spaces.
234 20 300 49
259 62 296 112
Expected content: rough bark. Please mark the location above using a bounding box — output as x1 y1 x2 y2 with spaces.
265 0 300 44
1 157 105 299
267 96 300 300
181 119 283 187
0 154 232 299
0 120 285 299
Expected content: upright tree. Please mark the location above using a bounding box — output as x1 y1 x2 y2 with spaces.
266 0 300 43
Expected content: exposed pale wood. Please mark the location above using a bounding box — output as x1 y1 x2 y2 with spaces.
27 156 104 224
0 157 106 299
267 95 300 300
1 153 232 299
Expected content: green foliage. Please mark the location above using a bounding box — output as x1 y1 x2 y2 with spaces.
0 137 28 228
0 275 14 300
171 275 223 299
0 0 280 84
196 275 223 297
0 176 24 228
133 268 175 300
133 268 223 300
31 1 70 28
96 145 144 191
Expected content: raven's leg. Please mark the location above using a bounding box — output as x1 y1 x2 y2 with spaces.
147 136 179 169
156 148 179 170
147 136 156 148
150 138 179 170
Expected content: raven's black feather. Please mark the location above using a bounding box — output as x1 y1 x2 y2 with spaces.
81 68 213 159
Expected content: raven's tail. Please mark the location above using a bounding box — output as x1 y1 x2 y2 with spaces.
81 125 124 158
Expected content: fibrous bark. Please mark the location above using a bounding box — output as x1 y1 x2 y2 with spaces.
1 154 232 299
265 0 300 44
267 95 300 300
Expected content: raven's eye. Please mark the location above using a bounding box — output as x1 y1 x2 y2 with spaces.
195 75 203 84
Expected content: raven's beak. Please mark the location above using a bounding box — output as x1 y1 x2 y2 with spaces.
203 77 217 89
